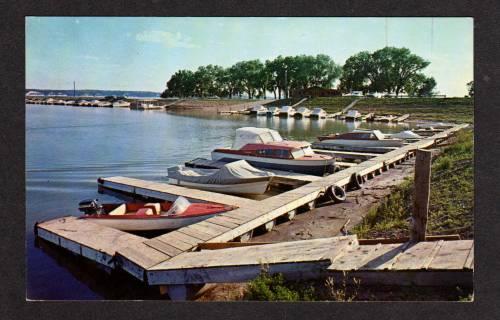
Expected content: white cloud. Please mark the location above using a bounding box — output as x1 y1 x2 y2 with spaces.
135 30 198 48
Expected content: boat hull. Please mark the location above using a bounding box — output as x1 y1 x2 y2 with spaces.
211 152 335 176
318 139 403 148
82 214 218 231
168 179 270 195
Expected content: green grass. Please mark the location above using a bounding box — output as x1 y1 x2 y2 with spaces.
352 129 474 239
355 97 474 123
303 96 359 113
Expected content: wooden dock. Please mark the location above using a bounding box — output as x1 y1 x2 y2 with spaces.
146 236 473 288
35 124 470 298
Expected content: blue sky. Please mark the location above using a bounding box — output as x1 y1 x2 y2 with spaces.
26 17 473 96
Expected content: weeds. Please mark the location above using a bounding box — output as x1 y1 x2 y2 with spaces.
352 129 474 239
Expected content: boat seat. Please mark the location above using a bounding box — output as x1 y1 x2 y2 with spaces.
136 208 154 216
108 204 127 216
144 203 161 215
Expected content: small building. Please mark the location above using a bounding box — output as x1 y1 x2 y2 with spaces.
291 86 341 98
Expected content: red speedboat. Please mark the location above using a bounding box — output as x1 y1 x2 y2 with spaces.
78 197 233 231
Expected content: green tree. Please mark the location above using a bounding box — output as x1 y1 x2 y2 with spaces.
466 81 474 97
339 51 372 93
404 74 436 97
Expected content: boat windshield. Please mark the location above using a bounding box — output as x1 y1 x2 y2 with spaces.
291 146 315 159
165 196 191 215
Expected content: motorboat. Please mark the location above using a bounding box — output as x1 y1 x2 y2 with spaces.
168 160 274 195
90 99 101 107
294 107 311 118
386 130 423 140
310 108 327 119
250 105 268 116
113 100 131 108
317 129 404 148
278 106 296 117
267 106 280 117
344 109 362 121
78 197 233 232
211 127 335 176
97 101 113 108
64 100 76 106
373 114 396 122
136 103 165 110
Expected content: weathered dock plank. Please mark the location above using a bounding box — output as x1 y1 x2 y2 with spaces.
36 216 146 268
147 236 357 285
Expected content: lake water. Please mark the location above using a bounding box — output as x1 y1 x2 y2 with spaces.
26 104 408 299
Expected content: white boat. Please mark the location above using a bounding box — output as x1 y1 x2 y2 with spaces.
317 129 404 148
374 114 396 122
250 105 268 116
310 108 327 119
90 99 101 107
345 109 362 121
294 107 311 118
266 106 280 116
168 160 274 195
79 197 233 232
387 130 423 140
64 100 75 106
97 101 113 107
211 127 335 176
78 100 89 106
56 99 66 105
278 106 296 117
137 103 165 110
113 100 131 108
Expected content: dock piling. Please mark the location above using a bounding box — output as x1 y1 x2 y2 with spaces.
410 149 432 242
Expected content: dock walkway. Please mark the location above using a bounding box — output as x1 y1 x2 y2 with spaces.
35 124 470 295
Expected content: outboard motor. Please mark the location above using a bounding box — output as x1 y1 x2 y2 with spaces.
78 199 104 215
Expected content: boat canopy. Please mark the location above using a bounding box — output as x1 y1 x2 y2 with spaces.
252 105 267 111
346 109 360 117
280 106 294 112
297 107 310 113
168 160 274 185
311 108 325 114
232 127 283 149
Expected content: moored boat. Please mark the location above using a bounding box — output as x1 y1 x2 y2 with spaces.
278 106 296 117
78 197 233 231
310 107 327 119
317 129 404 148
211 127 335 176
97 101 113 107
112 100 131 108
250 105 268 116
294 107 311 118
266 106 280 117
344 109 362 121
168 160 274 195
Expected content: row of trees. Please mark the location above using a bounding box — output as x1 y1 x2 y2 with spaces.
162 54 341 99
161 47 437 99
339 47 436 97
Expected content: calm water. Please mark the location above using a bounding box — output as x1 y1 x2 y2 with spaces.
26 104 408 299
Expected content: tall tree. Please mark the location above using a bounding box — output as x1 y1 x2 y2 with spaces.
339 51 372 93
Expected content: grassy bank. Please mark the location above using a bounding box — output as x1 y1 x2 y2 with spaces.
241 270 472 301
302 96 358 113
356 97 473 123
352 129 474 239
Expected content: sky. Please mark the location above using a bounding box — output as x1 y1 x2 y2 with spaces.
26 17 473 97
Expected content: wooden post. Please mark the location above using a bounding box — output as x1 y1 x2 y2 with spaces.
410 149 432 242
